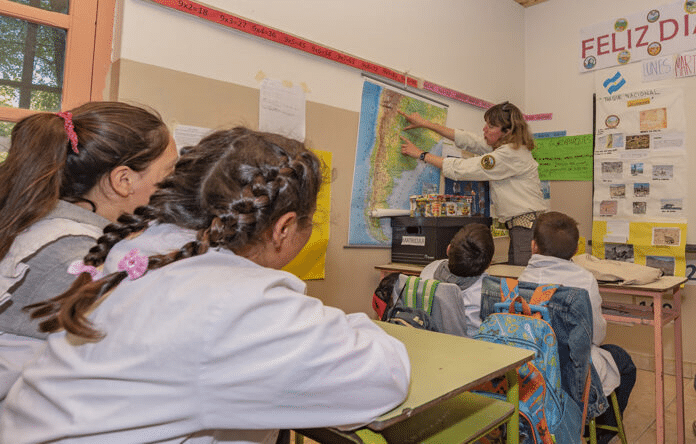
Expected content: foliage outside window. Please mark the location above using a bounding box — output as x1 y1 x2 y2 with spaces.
0 0 115 130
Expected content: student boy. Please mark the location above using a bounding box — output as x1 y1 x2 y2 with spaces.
420 223 494 337
518 211 636 444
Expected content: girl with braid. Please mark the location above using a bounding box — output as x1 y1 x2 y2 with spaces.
0 102 177 402
0 127 410 444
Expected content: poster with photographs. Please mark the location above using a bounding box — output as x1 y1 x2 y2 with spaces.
592 86 686 276
594 86 686 220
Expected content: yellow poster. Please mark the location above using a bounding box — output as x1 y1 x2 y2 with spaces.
283 149 331 280
592 220 686 277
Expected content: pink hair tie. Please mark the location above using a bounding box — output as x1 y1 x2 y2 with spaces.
117 248 149 280
56 111 79 154
67 261 103 281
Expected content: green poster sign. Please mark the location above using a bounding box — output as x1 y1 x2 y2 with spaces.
532 134 593 181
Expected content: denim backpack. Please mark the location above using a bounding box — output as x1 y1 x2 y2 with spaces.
474 278 583 444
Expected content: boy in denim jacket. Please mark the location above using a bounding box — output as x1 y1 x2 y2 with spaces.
519 211 636 444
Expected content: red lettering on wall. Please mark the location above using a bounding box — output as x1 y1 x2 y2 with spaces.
611 33 625 52
582 38 595 58
659 19 679 41
635 25 649 47
627 29 632 48
685 14 690 36
597 35 610 55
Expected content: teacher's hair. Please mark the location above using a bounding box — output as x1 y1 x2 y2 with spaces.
484 101 534 150
26 127 325 340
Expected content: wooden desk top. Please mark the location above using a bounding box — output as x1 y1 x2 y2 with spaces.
370 321 534 431
483 264 687 292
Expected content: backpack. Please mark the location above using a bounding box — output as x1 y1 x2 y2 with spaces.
372 273 437 331
474 278 583 444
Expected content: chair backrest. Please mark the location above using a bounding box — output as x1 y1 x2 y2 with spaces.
395 274 467 336
371 273 467 336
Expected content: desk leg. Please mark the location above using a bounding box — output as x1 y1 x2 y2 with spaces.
506 369 519 444
674 287 685 444
654 292 664 444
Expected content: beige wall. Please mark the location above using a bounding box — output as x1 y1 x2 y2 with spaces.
111 59 391 315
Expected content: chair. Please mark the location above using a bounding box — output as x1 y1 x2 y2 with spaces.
585 390 627 444
394 273 468 337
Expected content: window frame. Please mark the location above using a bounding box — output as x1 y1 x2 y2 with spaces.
0 0 116 122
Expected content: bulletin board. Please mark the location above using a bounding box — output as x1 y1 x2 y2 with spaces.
592 85 687 276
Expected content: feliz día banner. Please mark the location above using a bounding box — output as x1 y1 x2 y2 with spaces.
580 1 696 72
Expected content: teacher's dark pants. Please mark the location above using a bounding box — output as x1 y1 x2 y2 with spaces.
507 226 534 266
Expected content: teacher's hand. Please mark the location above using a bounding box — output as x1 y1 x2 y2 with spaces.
398 110 429 131
400 136 422 159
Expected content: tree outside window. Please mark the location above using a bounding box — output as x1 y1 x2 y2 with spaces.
0 0 115 137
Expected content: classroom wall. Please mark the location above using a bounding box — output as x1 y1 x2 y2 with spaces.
112 0 526 316
524 0 696 373
112 0 695 372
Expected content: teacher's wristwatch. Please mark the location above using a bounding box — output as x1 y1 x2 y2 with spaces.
419 151 427 162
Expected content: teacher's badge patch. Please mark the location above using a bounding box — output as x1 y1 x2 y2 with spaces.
481 154 495 170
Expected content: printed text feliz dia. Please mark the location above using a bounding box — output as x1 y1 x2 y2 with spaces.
581 15 696 59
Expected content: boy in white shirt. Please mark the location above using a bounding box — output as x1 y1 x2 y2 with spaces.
420 223 494 337
518 211 636 444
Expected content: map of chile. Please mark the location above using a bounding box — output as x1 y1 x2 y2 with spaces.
603 72 626 94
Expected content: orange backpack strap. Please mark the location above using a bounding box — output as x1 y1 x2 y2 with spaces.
529 283 560 305
500 278 520 302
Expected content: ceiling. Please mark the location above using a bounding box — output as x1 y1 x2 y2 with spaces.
514 0 550 7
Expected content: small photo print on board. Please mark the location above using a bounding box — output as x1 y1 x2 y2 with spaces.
660 198 682 212
645 255 675 276
631 162 643 175
639 107 667 131
652 227 681 246
610 184 626 198
601 161 623 178
605 243 634 262
626 134 650 150
633 183 650 197
600 200 618 216
652 165 673 180
633 201 647 214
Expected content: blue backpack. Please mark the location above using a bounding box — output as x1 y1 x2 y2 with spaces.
474 278 583 444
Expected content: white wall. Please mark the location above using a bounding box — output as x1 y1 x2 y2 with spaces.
525 0 696 367
118 0 527 134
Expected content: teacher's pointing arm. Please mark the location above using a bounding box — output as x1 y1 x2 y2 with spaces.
400 136 444 169
398 110 455 141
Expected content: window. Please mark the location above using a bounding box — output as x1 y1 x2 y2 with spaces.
0 0 115 134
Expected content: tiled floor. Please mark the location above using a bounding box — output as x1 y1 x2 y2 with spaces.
622 369 696 443
293 368 696 443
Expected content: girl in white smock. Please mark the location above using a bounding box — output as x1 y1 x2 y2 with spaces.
0 127 410 444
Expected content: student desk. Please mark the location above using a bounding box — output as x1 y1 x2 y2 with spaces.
486 263 688 444
298 321 534 444
375 262 425 280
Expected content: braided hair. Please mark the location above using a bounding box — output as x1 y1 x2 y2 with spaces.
26 127 325 339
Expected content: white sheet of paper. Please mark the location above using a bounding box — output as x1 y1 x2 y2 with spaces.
173 124 212 152
604 220 629 243
259 78 305 142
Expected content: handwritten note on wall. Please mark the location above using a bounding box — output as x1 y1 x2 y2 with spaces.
532 134 593 181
